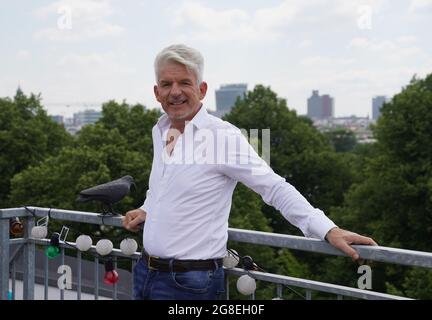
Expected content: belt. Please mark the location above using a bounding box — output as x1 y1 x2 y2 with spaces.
142 250 223 272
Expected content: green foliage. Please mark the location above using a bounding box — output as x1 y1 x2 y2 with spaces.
9 101 160 212
0 89 72 207
4 75 432 299
399 268 432 299
331 73 432 297
324 128 357 152
332 74 432 250
224 85 356 234
224 86 354 299
8 100 160 250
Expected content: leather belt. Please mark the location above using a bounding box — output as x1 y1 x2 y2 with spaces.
142 250 223 272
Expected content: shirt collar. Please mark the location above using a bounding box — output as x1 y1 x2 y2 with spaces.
156 104 209 132
188 104 209 130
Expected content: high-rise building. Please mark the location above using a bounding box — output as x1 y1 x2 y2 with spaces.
73 109 102 127
50 115 64 125
307 90 334 119
215 84 247 117
372 96 387 120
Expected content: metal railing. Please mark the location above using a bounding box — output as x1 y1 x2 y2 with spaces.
2 206 432 300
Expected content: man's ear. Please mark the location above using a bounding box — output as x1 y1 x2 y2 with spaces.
199 81 208 100
154 85 161 103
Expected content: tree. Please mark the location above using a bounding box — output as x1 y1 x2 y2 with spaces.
330 74 432 297
9 101 160 210
224 85 355 235
0 89 72 207
9 101 160 247
324 128 357 152
224 85 359 298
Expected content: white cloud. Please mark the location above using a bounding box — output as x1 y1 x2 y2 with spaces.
16 50 31 60
300 56 354 66
348 37 426 62
172 2 256 42
33 0 124 42
348 37 395 51
172 0 389 43
409 0 432 12
56 52 133 74
299 40 312 48
396 35 418 44
171 0 311 42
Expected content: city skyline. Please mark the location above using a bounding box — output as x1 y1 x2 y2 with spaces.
4 84 398 120
1 1 431 118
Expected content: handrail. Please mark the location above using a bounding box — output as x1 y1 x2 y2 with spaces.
2 206 431 300
2 207 431 268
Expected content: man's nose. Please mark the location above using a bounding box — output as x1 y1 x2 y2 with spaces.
169 83 182 96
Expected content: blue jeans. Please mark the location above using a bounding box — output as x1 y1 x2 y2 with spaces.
133 258 226 300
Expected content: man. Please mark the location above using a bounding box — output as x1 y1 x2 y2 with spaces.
122 44 377 300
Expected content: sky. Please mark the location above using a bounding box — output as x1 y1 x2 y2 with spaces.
0 0 431 118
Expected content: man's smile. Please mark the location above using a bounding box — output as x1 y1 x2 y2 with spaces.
169 99 188 106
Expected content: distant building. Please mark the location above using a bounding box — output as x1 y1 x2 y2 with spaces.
313 116 375 144
73 109 102 127
50 115 64 125
372 96 387 120
215 84 247 117
307 90 334 119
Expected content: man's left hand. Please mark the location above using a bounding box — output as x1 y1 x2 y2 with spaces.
325 227 378 262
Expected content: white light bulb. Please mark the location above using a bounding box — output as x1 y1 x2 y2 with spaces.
236 275 256 295
120 238 138 256
96 239 113 256
31 226 48 239
75 235 93 251
223 249 239 269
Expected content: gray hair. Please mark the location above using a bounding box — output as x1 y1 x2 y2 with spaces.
154 44 204 84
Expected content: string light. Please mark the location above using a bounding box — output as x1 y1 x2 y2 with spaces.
96 239 113 256
31 226 48 239
236 275 257 295
103 258 119 285
31 216 49 239
223 249 239 269
120 238 138 256
10 217 24 237
45 232 60 259
231 249 306 299
75 235 93 251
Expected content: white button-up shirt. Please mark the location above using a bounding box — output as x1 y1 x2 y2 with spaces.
141 106 336 259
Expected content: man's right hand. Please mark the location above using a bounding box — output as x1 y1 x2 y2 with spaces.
122 209 147 232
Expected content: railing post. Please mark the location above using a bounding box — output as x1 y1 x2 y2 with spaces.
60 247 65 300
276 284 283 299
23 215 35 300
94 256 99 300
77 251 82 300
0 217 10 300
225 274 230 300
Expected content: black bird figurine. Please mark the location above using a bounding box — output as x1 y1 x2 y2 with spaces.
76 175 135 216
